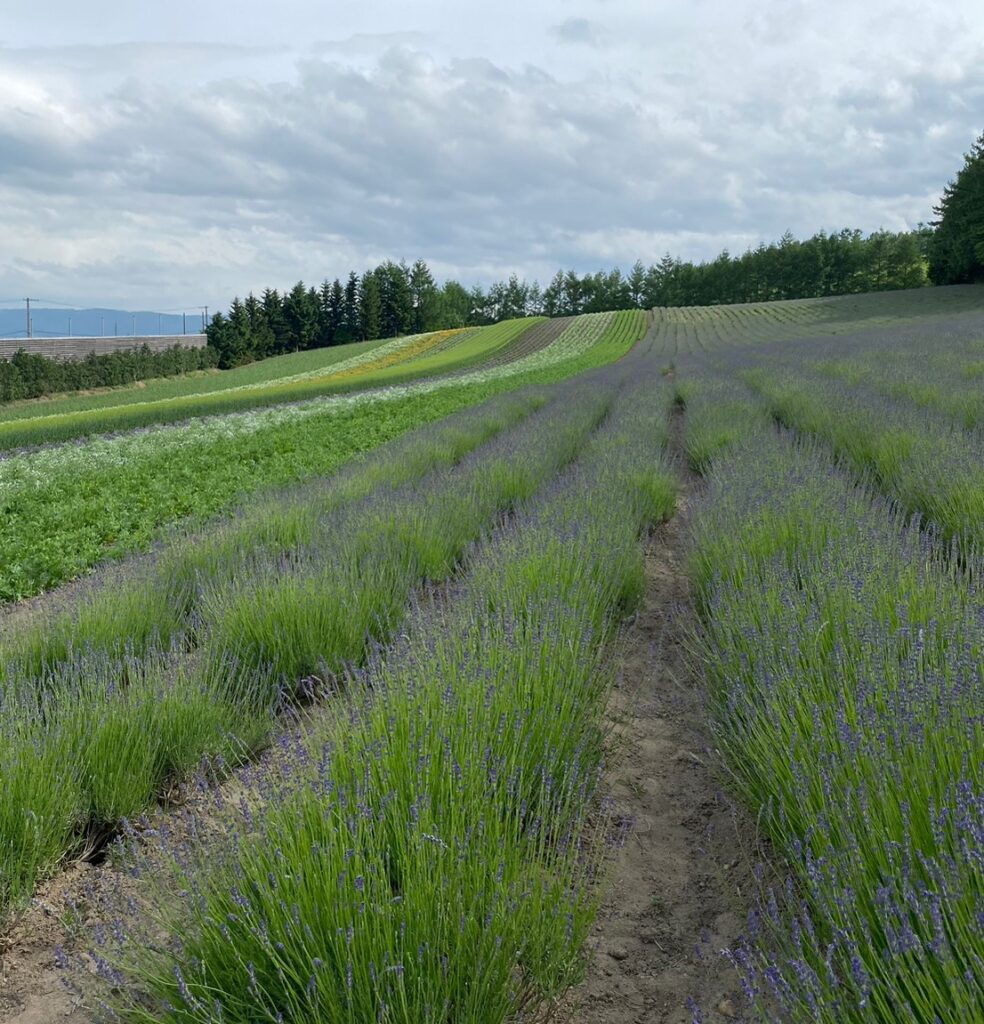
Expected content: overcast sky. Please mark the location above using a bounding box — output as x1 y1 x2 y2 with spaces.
1 1 982 311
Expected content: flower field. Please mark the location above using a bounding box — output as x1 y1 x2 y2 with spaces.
1 291 983 1023
0 312 643 602
0 319 542 452
671 286 984 1022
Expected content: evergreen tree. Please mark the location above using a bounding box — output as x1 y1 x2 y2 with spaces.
562 270 584 315
468 284 492 325
244 293 273 358
358 272 382 340
261 289 289 355
376 261 413 338
284 281 319 351
409 259 439 332
501 274 529 319
205 310 241 368
526 280 544 316
341 272 360 343
930 131 984 284
628 260 646 308
326 279 345 343
227 297 253 362
542 271 565 317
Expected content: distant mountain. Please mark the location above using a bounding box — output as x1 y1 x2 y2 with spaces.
0 308 207 340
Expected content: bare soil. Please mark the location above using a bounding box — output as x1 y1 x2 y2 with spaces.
0 865 97 1023
564 461 758 1022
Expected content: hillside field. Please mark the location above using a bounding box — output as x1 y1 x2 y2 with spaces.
0 288 982 1024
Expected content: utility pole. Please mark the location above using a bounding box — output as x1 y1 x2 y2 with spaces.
182 312 187 335
131 314 136 336
200 306 209 333
24 297 37 338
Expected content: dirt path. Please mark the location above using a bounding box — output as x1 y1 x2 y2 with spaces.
566 442 757 1023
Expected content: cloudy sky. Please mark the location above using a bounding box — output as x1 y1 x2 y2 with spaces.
1 1 983 311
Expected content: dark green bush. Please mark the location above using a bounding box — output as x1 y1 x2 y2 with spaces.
0 344 217 404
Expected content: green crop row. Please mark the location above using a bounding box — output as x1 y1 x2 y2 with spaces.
0 378 615 912
0 337 387 425
0 321 539 451
686 413 982 1022
78 361 677 1022
650 285 984 355
0 312 645 603
743 367 984 552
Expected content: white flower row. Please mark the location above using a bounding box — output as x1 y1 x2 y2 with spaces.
0 315 618 500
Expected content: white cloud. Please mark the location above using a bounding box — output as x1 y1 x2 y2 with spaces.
0 2 982 308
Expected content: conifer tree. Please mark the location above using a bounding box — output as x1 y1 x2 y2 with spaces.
930 131 984 284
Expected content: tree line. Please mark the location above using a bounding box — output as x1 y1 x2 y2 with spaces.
206 228 933 367
0 344 215 404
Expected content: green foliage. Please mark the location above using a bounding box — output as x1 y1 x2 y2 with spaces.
689 427 983 1023
929 131 984 284
0 337 386 426
0 311 641 603
0 344 215 404
82 366 676 1023
204 226 932 373
0 321 541 452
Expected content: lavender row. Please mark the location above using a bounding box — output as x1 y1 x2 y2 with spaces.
75 354 678 1021
0 374 616 914
687 411 983 1022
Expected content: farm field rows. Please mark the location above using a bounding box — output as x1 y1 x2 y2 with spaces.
650 283 984 355
1 289 982 1024
0 331 679 1022
0 319 547 451
0 311 644 602
0 337 389 424
670 287 984 1022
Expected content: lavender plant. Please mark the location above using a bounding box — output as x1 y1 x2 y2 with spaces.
687 419 983 1022
80 361 677 1022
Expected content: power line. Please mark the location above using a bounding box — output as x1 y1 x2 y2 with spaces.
0 298 211 315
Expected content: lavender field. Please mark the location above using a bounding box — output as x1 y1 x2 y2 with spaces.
672 286 984 1022
0 288 982 1023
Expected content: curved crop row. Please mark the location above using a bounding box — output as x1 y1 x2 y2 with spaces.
0 313 641 602
78 358 677 1023
0 320 539 452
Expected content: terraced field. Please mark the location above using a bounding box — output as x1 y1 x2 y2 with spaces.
1 290 982 1024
